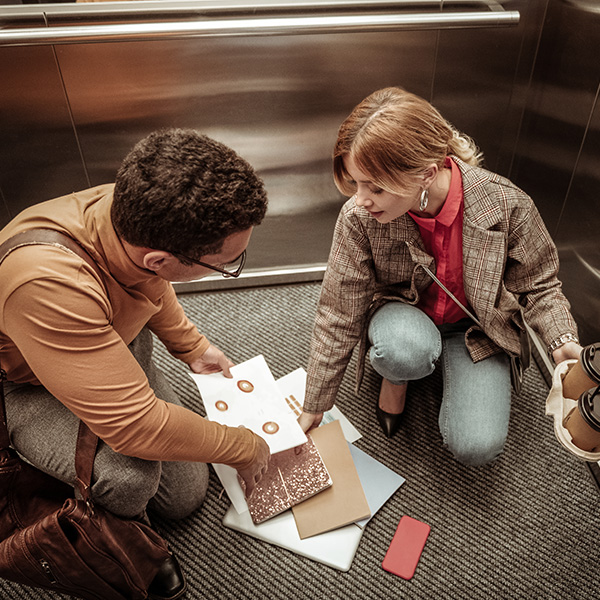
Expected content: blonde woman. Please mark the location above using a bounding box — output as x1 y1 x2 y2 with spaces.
299 87 580 466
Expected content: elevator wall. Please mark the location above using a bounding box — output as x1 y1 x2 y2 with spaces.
7 0 596 346
510 0 600 345
0 0 534 281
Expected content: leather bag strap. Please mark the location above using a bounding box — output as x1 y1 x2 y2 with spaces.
75 421 100 502
0 228 104 280
0 368 9 451
0 228 103 495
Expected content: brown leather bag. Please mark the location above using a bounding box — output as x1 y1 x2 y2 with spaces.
0 229 172 599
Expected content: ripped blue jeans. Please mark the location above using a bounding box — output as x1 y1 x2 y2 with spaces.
368 302 511 466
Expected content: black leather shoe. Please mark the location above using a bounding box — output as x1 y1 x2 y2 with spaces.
148 554 187 600
376 403 404 438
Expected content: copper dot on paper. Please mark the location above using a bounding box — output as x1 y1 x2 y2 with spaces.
262 421 279 434
215 400 228 411
237 380 254 393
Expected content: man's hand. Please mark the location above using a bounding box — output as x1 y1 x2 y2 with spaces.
237 434 271 498
298 411 323 433
189 344 234 378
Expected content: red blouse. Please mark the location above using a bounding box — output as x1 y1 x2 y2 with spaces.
408 157 469 325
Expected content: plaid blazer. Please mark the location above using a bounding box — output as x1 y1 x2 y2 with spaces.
303 157 578 414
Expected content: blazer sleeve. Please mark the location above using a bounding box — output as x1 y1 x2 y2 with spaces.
303 205 377 413
503 188 578 347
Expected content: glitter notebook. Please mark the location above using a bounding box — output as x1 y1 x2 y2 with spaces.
239 434 332 524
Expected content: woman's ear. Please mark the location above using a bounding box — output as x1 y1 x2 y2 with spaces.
422 163 439 188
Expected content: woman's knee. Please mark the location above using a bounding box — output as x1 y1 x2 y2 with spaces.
370 341 438 377
368 304 440 381
446 430 507 467
369 332 440 382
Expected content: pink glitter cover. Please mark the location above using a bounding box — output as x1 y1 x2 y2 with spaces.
239 435 332 524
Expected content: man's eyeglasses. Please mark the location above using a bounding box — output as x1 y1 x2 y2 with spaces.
171 249 247 278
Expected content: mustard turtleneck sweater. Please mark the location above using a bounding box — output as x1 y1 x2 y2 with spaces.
0 184 260 470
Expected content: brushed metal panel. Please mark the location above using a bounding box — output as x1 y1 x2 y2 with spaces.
555 90 600 345
510 0 600 344
0 189 11 230
433 0 535 174
0 0 527 289
510 0 599 236
433 26 520 172
0 45 89 228
55 31 436 271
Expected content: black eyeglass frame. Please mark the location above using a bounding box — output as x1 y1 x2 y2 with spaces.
171 249 247 278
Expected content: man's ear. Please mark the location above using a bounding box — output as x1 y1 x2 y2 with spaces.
142 250 173 272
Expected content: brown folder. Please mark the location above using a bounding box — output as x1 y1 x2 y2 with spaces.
292 420 371 539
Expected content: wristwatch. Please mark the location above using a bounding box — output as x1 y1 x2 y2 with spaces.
547 333 579 355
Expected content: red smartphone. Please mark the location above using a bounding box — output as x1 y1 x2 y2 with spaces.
382 515 430 580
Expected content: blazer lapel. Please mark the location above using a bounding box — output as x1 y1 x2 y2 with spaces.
462 219 507 317
456 159 508 326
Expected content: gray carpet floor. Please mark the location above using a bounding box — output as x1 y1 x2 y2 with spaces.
1 282 599 599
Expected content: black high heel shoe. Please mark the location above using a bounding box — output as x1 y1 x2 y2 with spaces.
376 379 406 438
376 403 404 438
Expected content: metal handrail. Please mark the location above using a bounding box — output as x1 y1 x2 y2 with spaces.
0 1 514 20
0 10 520 47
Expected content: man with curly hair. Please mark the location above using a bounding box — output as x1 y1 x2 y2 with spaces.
0 129 270 599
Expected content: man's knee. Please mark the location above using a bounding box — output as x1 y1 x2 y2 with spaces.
149 462 209 520
91 450 162 518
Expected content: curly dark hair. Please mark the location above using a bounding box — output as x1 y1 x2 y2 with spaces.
111 129 268 258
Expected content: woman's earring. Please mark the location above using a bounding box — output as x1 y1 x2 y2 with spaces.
419 188 429 212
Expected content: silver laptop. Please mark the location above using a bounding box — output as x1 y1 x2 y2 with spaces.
222 505 363 572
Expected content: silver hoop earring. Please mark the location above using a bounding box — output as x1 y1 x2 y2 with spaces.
419 188 429 212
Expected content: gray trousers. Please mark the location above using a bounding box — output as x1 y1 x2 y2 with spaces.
4 328 209 519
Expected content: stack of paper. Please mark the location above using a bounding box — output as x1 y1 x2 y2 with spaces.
221 422 406 571
190 356 406 570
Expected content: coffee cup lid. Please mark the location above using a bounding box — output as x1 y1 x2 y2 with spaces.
579 386 600 432
581 344 600 381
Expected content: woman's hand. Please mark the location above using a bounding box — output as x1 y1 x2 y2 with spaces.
189 344 235 377
298 411 324 433
552 341 583 365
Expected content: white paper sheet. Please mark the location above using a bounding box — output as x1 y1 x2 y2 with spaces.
192 357 364 514
222 441 404 570
276 367 362 443
190 355 306 454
